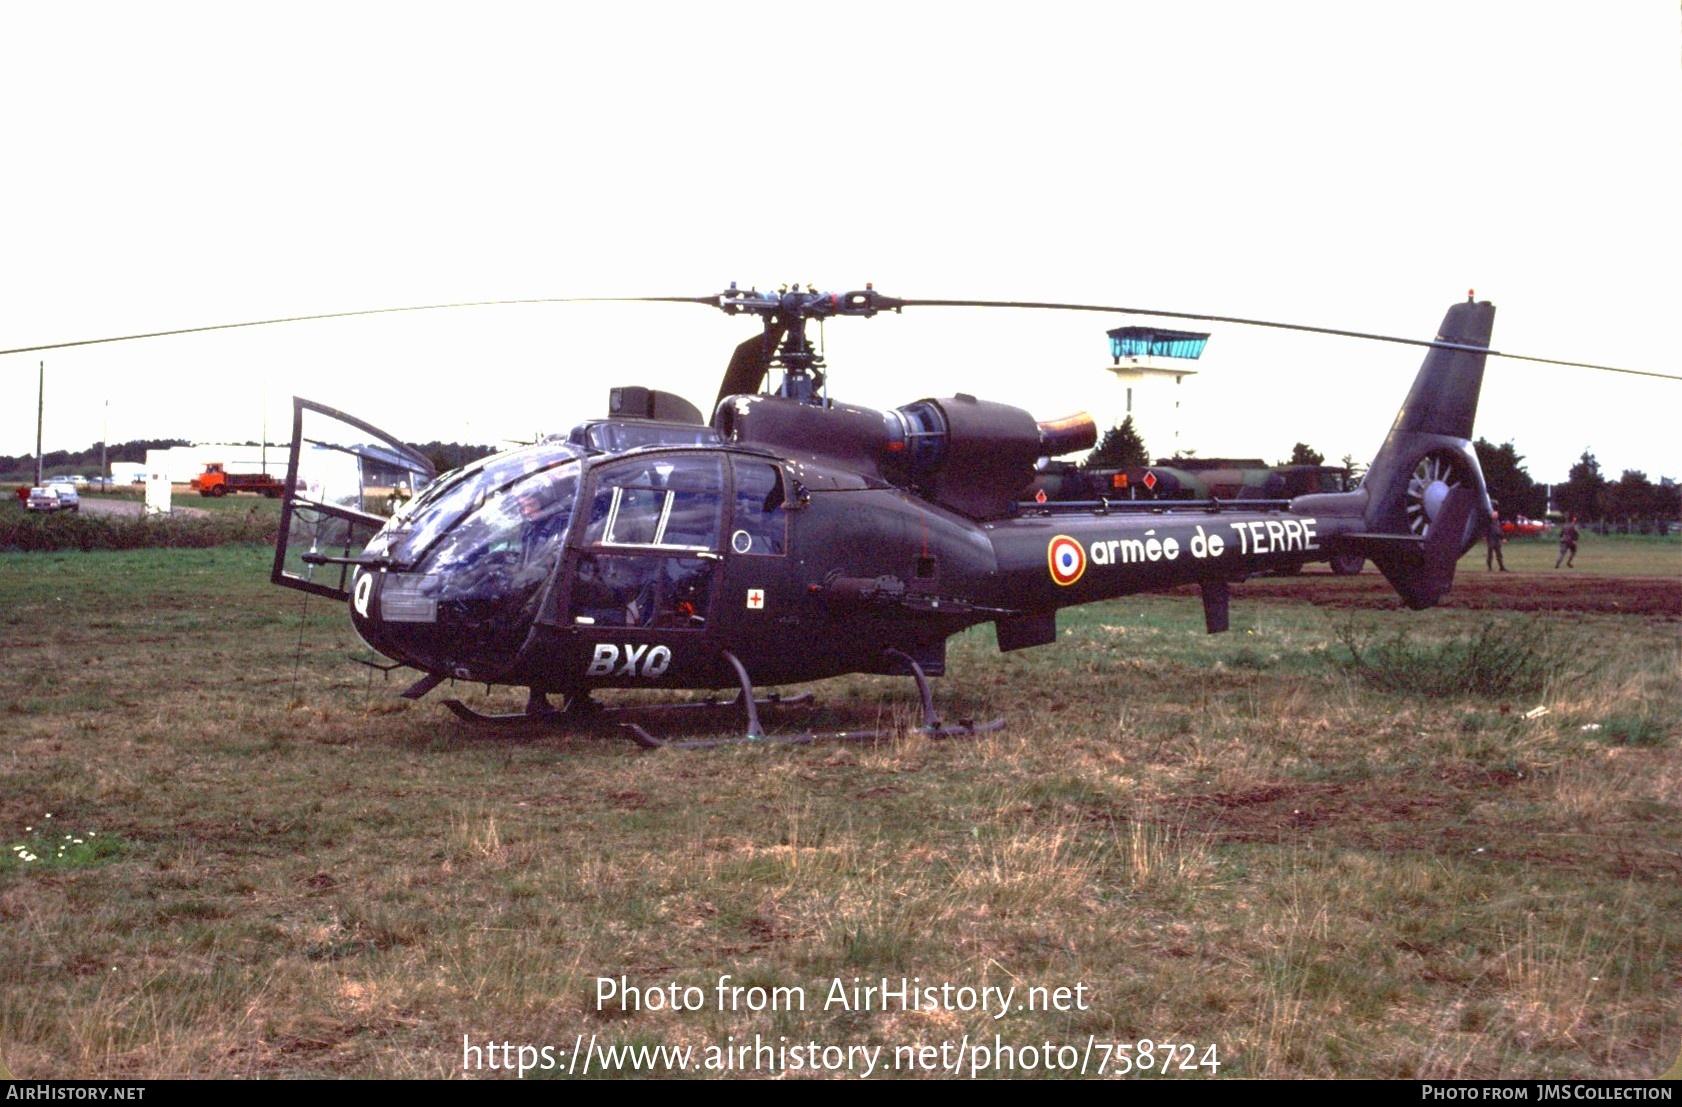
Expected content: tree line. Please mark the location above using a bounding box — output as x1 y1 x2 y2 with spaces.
0 438 191 481
1087 419 1360 474
3 438 497 482
1474 440 1679 531
1084 419 1679 531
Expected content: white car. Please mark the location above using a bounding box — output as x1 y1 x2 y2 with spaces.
45 483 81 511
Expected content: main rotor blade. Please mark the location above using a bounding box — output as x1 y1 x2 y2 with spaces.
0 295 716 357
7 289 1673 384
894 297 1681 382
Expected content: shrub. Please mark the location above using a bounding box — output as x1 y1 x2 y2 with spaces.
0 509 279 552
1331 618 1583 698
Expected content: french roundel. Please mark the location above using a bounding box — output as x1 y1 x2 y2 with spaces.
1047 535 1086 586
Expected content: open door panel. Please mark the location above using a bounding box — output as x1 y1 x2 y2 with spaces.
271 398 437 601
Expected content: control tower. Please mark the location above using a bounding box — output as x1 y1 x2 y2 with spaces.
1105 326 1209 455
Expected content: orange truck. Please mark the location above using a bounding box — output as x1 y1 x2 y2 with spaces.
190 463 286 498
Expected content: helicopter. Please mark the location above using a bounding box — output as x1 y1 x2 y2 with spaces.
263 283 1503 747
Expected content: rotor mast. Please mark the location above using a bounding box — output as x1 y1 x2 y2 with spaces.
715 282 902 403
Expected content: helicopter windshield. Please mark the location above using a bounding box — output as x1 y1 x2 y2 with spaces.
369 458 582 674
423 463 579 602
387 442 584 566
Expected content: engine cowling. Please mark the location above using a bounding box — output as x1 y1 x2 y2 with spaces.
714 392 1094 519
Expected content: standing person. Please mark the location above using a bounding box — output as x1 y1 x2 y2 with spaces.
1486 507 1508 571
1555 517 1581 569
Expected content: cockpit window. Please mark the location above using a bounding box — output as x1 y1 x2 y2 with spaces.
571 422 721 453
566 454 722 632
569 552 714 630
730 460 787 555
583 455 723 551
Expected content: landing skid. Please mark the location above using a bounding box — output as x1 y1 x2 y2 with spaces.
435 648 1004 749
440 685 815 726
623 717 1005 750
624 648 1005 750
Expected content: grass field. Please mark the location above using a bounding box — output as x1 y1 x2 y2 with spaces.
1475 532 1681 576
163 488 288 518
0 541 1677 1079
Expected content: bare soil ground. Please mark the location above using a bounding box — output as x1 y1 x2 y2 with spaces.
1227 568 1681 618
76 497 210 519
1160 757 1680 879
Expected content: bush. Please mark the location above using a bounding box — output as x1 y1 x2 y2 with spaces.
1332 618 1584 698
0 508 279 552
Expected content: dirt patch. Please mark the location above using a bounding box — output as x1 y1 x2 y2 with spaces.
1161 766 1515 852
78 498 210 520
1215 569 1681 618
1158 759 1682 877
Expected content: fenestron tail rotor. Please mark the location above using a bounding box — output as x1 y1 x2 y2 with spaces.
1405 450 1473 536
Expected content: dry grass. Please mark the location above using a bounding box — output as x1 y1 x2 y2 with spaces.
0 545 1677 1079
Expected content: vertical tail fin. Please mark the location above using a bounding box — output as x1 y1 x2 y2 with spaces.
1387 298 1494 442
1360 299 1495 608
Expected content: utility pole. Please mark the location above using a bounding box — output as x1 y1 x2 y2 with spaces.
101 399 110 490
34 361 44 486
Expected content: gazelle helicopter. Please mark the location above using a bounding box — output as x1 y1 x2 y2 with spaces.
7 283 1661 747
265 283 1494 746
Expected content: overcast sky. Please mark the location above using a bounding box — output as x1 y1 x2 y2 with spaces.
3 2 1678 483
